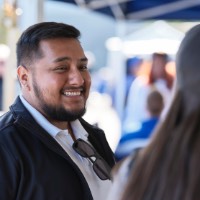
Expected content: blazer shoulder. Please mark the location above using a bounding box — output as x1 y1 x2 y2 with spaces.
0 111 15 132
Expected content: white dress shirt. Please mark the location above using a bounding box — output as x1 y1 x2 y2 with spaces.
20 95 112 200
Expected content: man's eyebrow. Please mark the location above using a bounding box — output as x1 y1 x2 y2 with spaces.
53 57 70 63
80 57 88 62
53 57 88 63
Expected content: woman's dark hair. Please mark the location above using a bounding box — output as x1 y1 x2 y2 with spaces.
16 22 80 67
121 24 200 200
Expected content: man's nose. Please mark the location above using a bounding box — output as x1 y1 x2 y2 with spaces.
68 68 84 86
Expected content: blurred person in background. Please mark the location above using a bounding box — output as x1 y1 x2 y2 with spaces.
124 56 143 106
123 52 174 133
0 44 10 111
0 22 115 200
108 24 200 200
115 89 164 161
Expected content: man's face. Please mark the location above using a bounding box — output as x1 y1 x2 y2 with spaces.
22 38 91 123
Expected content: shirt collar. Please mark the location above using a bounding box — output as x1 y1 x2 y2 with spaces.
71 120 89 141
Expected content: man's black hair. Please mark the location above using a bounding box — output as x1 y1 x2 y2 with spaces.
16 22 81 67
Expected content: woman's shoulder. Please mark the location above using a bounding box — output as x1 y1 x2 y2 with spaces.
112 150 140 182
107 152 140 200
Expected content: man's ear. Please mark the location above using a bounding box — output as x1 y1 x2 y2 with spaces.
17 65 30 89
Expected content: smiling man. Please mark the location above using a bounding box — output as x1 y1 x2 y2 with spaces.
0 22 115 200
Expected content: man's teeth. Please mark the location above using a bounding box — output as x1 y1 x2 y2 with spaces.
64 91 81 96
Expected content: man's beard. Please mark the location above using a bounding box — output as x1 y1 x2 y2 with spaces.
41 103 86 121
32 78 86 121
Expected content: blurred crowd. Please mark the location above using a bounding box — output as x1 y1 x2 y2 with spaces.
83 51 175 159
107 23 200 200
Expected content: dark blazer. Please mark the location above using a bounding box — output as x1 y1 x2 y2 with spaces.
0 97 115 200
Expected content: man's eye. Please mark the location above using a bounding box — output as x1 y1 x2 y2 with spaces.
55 66 67 72
79 65 88 71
